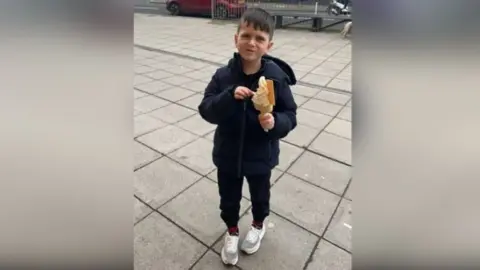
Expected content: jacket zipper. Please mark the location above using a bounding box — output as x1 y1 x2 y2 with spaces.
236 100 247 178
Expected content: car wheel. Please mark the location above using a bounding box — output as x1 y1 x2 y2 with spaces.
215 5 228 19
167 2 180 16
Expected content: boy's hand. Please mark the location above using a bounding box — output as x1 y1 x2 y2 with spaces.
234 86 254 100
259 113 274 131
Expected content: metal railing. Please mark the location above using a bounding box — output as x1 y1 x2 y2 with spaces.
211 0 330 20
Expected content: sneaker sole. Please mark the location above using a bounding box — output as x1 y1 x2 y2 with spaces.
221 247 238 265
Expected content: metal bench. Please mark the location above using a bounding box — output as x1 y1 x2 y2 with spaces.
270 11 351 32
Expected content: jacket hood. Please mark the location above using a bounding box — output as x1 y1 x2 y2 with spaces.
227 53 297 86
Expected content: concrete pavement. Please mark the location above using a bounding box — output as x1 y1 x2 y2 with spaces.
134 13 352 270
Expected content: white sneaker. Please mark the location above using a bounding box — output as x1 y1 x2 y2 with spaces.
221 232 239 265
240 225 266 254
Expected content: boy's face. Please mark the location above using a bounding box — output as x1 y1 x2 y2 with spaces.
235 22 273 63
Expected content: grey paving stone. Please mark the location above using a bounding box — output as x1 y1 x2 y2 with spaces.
213 212 319 270
137 125 198 154
134 213 207 270
301 74 332 87
134 109 143 116
161 65 195 75
328 56 351 65
296 108 333 130
324 199 352 251
277 141 304 171
145 69 175 80
292 63 316 73
177 93 204 111
314 91 351 105
344 180 352 200
162 75 196 86
169 137 215 176
292 94 308 106
149 103 197 124
192 250 241 270
134 157 201 209
134 75 154 86
134 197 152 223
134 114 168 137
302 99 343 117
310 66 342 77
287 151 351 195
185 70 213 82
325 118 352 140
181 80 209 93
134 141 162 170
310 132 351 165
135 80 173 94
336 70 351 81
270 174 341 235
319 61 348 71
346 100 351 107
134 89 148 99
306 240 351 270
176 114 216 136
134 95 170 113
135 65 156 74
204 130 215 141
291 84 322 98
160 178 250 245
154 87 196 102
283 124 320 148
328 78 351 92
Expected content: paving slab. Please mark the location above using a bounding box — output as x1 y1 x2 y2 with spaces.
137 125 198 154
296 108 333 130
213 212 319 270
134 141 162 170
277 141 304 171
305 240 352 270
338 106 352 122
134 80 173 94
154 87 196 102
301 99 343 117
134 213 207 269
160 178 250 246
177 93 204 111
310 132 352 165
192 250 241 270
134 95 171 113
134 197 153 223
176 114 216 136
324 118 352 140
149 103 197 124
169 137 216 176
287 151 351 196
270 174 341 235
134 113 168 137
324 199 352 252
134 157 202 209
314 90 351 105
282 124 321 148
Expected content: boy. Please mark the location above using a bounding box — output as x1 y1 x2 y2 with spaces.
198 7 297 265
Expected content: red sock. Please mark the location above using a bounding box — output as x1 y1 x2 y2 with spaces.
252 220 263 229
228 226 239 235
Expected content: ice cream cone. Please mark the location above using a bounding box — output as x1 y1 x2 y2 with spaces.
252 76 275 131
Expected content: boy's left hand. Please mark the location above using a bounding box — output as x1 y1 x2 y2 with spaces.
259 113 274 131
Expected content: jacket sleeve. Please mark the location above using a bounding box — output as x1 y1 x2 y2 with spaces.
268 80 297 139
198 72 238 125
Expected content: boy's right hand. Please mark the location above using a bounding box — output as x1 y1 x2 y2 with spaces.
233 86 254 100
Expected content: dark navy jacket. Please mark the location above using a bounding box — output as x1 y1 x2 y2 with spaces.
198 53 297 176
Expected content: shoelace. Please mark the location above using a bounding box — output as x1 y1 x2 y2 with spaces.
226 235 236 249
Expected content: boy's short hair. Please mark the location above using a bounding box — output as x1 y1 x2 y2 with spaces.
238 7 275 40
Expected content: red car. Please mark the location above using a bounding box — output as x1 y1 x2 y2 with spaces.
166 0 247 18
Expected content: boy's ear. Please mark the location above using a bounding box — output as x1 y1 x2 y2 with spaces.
267 41 274 51
234 33 239 46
